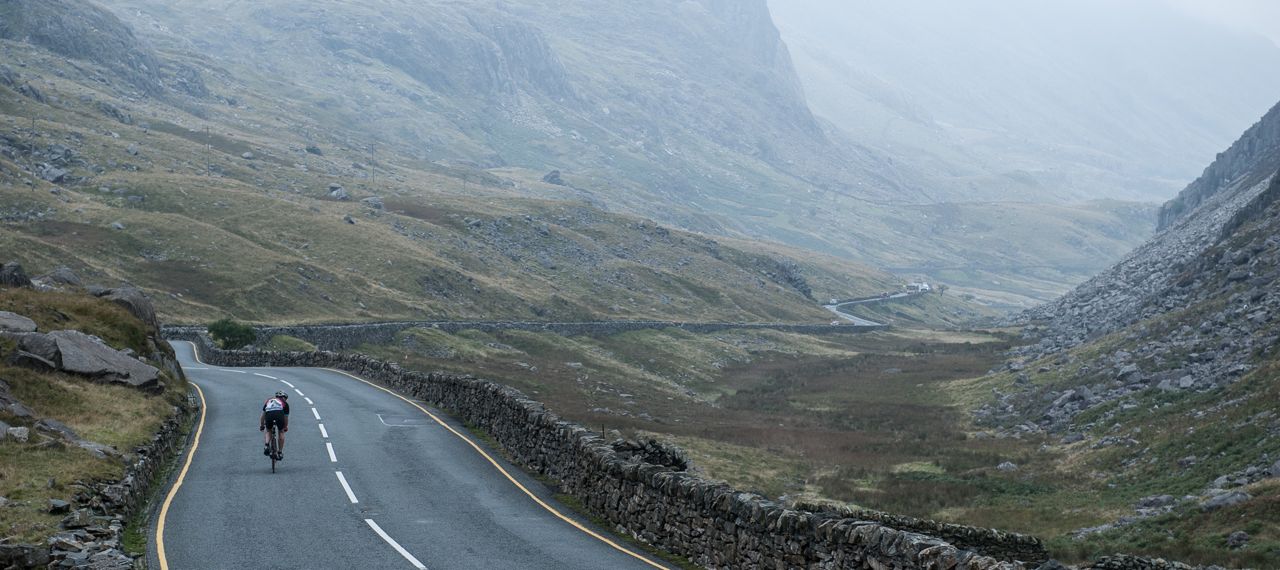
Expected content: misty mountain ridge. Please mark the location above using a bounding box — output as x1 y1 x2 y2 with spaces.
771 0 1280 204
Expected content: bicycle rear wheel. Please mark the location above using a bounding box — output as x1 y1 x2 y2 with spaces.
269 427 278 473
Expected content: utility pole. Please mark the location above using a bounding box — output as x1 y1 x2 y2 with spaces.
205 126 212 176
28 115 36 187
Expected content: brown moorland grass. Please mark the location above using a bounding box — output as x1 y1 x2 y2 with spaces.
0 289 186 544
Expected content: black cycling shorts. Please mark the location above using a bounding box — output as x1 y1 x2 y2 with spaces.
264 410 288 432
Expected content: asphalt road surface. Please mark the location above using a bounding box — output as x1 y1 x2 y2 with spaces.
150 342 670 570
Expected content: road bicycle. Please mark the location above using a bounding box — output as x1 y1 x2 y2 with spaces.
266 425 280 473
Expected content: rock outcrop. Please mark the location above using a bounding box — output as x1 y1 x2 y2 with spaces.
0 0 164 95
1158 101 1280 229
6 330 161 389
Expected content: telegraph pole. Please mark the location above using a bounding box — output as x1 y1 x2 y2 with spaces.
205 126 212 176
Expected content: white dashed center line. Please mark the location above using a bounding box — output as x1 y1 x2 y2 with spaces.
318 424 328 438
254 373 277 379
304 397 314 405
221 370 246 374
184 367 209 371
311 408 321 421
295 389 305 397
281 380 295 388
365 520 427 569
335 471 359 503
326 442 337 463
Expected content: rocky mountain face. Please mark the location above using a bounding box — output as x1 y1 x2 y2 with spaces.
1018 102 1280 355
969 102 1280 559
0 0 204 97
994 168 1279 429
1158 102 1280 229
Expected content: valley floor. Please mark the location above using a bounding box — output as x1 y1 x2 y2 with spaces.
343 324 1279 567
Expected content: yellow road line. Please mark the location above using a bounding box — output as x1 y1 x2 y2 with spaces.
155 380 207 570
172 342 664 568
321 367 667 569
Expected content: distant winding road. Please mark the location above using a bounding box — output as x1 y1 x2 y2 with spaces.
150 342 670 570
822 291 920 326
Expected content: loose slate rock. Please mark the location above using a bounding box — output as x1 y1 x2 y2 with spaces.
48 330 160 388
0 311 37 333
48 499 71 514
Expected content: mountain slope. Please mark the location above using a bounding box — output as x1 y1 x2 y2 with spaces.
0 20 919 325
963 101 1280 565
0 0 1154 315
86 0 1154 304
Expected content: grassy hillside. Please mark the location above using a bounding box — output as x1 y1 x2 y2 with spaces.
0 287 187 544
8 0 1150 306
1 33 924 324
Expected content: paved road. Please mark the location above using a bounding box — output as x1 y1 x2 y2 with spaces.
822 292 920 326
151 342 669 570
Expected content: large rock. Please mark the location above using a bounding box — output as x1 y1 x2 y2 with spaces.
16 332 60 362
0 311 37 333
0 262 32 288
48 330 160 388
40 266 82 286
93 287 160 334
1201 490 1251 511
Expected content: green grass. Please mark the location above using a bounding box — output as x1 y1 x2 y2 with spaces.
0 289 186 545
259 334 318 352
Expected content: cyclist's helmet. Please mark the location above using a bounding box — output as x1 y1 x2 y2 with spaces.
274 390 288 399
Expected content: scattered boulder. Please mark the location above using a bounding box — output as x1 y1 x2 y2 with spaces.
93 287 161 334
1270 460 1280 478
35 418 78 441
305 144 323 156
47 499 71 514
541 170 566 186
1201 490 1250 511
39 166 68 183
40 266 82 287
1227 530 1250 549
996 461 1018 472
125 143 139 156
0 311 37 333
343 214 356 225
111 221 126 231
328 184 349 200
241 151 255 160
1134 495 1175 510
1 262 33 287
361 196 384 210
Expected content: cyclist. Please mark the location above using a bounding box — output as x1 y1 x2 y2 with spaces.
260 390 290 460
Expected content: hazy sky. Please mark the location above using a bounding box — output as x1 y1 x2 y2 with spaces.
1170 0 1280 46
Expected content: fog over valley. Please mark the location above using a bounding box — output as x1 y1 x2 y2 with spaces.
2 1 1280 568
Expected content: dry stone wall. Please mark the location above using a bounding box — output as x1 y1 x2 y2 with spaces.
168 331 1034 570
165 319 883 352
795 503 1048 565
